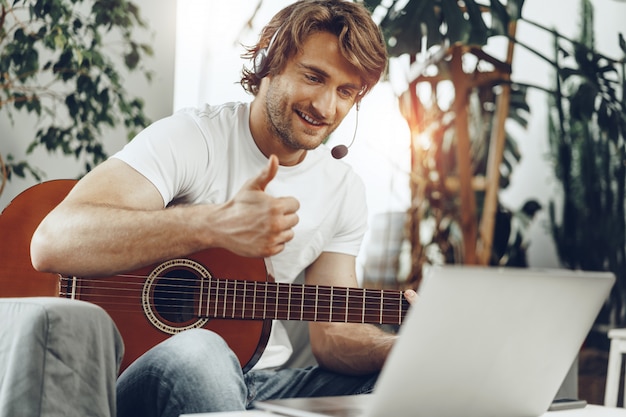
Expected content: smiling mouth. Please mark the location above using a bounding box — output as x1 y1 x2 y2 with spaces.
296 109 324 127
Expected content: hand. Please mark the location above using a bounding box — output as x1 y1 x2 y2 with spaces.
214 155 300 257
404 289 418 305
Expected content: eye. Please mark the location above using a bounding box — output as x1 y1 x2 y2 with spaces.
305 73 322 83
338 88 356 100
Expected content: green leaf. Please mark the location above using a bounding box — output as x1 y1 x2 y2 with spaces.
506 0 525 21
363 0 384 13
489 0 510 37
440 0 469 45
379 0 440 57
54 27 67 49
465 0 490 46
65 93 78 118
124 45 140 69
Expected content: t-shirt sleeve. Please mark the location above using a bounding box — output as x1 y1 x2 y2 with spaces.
111 111 210 207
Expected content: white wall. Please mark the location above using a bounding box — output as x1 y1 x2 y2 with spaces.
0 0 177 211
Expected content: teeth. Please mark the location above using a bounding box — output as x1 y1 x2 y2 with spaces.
299 111 321 126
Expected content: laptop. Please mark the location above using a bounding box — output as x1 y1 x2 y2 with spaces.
254 266 615 417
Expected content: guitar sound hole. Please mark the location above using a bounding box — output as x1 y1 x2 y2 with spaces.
153 269 198 324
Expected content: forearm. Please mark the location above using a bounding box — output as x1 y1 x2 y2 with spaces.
309 322 397 375
31 202 211 277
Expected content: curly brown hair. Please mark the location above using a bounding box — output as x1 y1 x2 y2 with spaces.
240 0 387 98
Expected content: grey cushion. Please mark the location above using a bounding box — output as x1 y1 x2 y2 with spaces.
0 297 123 417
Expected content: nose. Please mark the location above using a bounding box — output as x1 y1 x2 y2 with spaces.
311 88 337 121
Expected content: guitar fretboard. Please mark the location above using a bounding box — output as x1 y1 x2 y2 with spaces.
199 279 409 325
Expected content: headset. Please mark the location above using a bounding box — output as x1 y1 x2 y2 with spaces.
253 26 281 79
253 26 360 159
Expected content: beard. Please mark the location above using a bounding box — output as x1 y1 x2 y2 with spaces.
264 80 338 151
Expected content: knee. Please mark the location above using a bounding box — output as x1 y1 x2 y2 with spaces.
167 328 231 355
120 329 243 392
117 329 247 415
158 329 240 375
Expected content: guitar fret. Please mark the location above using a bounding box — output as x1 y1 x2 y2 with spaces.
252 281 257 319
328 287 334 321
315 286 331 322
302 285 316 321
210 277 216 318
287 284 292 320
363 289 380 323
300 285 304 320
231 280 236 319
213 280 220 317
263 282 267 319
398 293 403 324
290 284 303 321
362 289 365 323
203 278 209 317
331 287 347 322
345 288 349 323
223 279 228 318
242 281 246 319
276 283 291 320
314 285 319 321
197 276 204 317
272 283 280 318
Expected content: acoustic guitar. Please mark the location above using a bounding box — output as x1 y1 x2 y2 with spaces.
0 180 410 372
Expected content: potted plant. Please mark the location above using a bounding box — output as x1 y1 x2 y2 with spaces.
367 0 538 288
546 0 626 327
0 0 153 197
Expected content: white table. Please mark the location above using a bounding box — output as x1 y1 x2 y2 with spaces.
182 404 626 416
542 405 626 416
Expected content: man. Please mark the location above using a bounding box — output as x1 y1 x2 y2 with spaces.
31 1 417 416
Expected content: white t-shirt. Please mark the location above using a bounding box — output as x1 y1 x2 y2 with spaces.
112 102 368 368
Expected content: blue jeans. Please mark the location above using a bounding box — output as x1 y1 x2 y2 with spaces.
116 328 378 417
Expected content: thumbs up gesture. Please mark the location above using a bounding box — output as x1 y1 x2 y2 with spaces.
211 155 300 258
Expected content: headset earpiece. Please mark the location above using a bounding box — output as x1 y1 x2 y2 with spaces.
253 48 270 79
253 26 282 79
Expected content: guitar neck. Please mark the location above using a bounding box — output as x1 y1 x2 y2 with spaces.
199 279 409 325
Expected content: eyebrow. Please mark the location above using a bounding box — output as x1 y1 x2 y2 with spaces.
297 62 362 92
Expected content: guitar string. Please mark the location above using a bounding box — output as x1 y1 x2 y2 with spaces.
60 274 408 301
59 275 408 322
57 292 406 323
56 290 408 318
57 288 408 309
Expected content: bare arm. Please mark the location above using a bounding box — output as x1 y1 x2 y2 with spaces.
305 252 417 375
30 155 299 277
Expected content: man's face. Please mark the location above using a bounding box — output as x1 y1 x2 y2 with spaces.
264 31 362 152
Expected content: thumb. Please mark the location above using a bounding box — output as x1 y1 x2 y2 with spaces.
248 154 279 191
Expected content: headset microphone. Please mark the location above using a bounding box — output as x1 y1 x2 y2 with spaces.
331 101 360 159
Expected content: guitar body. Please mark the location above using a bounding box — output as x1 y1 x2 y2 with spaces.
1 180 272 372
0 180 71 297
65 247 272 372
